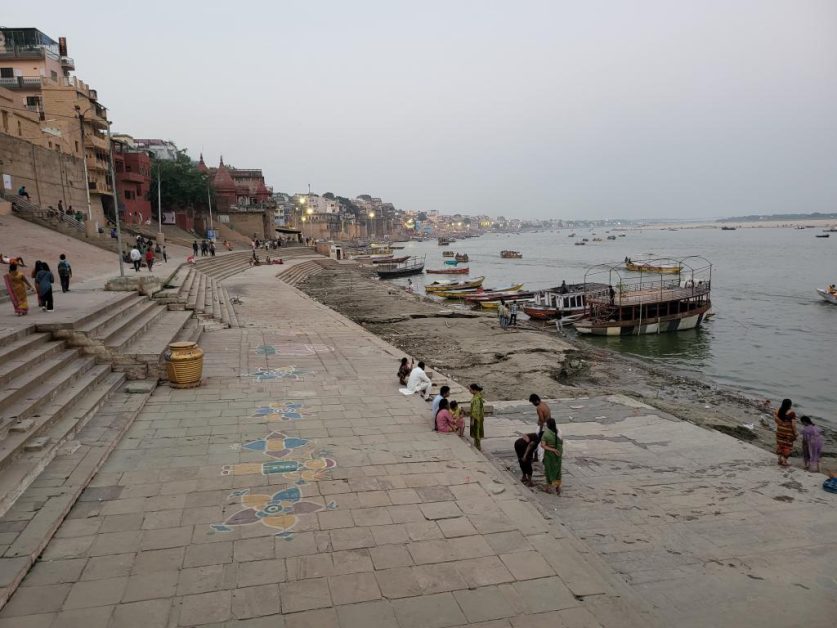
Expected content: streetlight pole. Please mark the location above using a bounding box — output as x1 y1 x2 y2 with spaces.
206 186 214 235
74 105 95 236
106 122 125 276
156 162 164 245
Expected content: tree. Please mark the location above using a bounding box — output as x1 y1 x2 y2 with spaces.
323 192 335 200
417 211 428 222
148 151 212 212
336 196 361 216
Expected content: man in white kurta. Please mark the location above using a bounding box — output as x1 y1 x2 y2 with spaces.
407 362 433 399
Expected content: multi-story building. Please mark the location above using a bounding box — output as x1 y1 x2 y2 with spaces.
112 135 152 223
134 138 179 161
0 27 111 229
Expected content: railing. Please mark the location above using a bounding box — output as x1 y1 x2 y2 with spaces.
0 76 43 89
0 47 46 59
2 192 85 233
59 55 74 68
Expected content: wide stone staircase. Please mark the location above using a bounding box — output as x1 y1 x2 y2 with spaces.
277 257 342 287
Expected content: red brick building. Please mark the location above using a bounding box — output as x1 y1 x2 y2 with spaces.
113 139 152 223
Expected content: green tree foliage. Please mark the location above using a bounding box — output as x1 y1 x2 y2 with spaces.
417 211 428 222
322 192 335 200
148 151 213 211
336 196 361 216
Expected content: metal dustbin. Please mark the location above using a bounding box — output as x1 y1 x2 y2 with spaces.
165 341 204 388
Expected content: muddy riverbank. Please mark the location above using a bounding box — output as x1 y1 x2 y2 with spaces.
296 263 835 466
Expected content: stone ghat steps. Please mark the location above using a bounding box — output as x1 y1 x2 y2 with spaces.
278 258 340 287
54 292 195 381
153 252 254 329
0 326 126 518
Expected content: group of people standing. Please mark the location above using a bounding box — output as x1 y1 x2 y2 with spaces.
774 398 823 472
3 254 72 316
192 240 216 257
514 395 563 494
129 236 164 273
397 358 486 450
497 299 518 329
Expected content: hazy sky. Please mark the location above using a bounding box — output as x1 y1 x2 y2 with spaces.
6 1 837 219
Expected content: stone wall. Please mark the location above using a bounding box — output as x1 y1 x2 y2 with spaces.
221 211 271 240
0 132 89 212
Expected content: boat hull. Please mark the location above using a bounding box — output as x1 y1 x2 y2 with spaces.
816 289 837 304
425 276 485 292
625 262 682 274
523 306 559 320
426 267 469 275
575 308 709 335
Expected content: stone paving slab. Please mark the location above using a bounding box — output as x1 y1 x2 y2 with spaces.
483 398 837 628
0 264 658 627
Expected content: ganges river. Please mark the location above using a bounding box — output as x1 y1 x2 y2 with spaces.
386 227 836 426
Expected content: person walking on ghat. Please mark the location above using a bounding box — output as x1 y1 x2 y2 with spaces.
540 417 563 494
4 263 34 316
145 246 155 272
509 300 519 326
30 261 45 308
130 246 142 272
469 383 485 451
192 240 199 256
57 254 72 293
35 262 54 312
800 416 823 473
529 393 552 461
201 240 209 256
774 398 797 467
209 241 216 256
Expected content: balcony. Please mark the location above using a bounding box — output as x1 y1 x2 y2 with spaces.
86 156 109 172
0 76 44 90
84 133 110 151
88 178 112 195
119 171 147 184
60 55 75 70
0 46 46 60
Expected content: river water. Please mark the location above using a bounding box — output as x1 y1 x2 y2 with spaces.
386 228 836 425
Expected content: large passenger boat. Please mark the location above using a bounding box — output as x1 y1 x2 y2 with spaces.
575 257 712 335
525 282 610 322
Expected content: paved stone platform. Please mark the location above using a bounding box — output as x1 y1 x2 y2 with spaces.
0 265 655 627
483 397 837 628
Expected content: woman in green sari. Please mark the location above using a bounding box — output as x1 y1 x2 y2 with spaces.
540 418 563 494
468 383 485 451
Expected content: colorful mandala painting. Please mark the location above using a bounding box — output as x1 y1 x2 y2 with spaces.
253 401 304 420
254 343 334 357
235 430 313 459
211 486 336 537
220 456 336 479
250 366 309 382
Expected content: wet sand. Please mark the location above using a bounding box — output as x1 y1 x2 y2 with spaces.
297 263 834 467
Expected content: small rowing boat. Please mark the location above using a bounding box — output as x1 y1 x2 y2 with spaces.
426 267 469 275
442 251 455 257
523 305 559 320
463 286 527 303
817 286 837 304
371 255 409 264
455 253 469 262
500 250 523 259
479 294 534 309
433 282 523 299
424 276 485 293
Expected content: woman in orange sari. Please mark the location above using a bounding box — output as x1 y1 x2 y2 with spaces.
774 398 797 467
4 263 34 316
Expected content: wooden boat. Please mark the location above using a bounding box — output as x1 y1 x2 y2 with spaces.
455 253 469 262
371 255 409 264
443 259 459 266
720 226 737 231
574 241 586 246
607 235 616 240
434 283 522 299
523 305 559 320
624 260 682 274
531 282 610 321
463 287 528 303
376 257 425 278
442 251 455 257
575 258 712 335
426 267 469 275
438 237 453 246
816 287 837 304
500 250 523 259
479 294 534 309
568 233 576 238
424 276 485 293
815 234 830 238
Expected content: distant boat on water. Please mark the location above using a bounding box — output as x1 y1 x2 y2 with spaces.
721 226 737 231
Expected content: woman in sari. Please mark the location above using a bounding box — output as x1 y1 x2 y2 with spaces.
469 383 485 450
540 418 563 494
4 263 34 316
774 398 797 467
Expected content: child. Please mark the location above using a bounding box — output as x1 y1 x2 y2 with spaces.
57 254 72 293
800 416 823 472
450 400 464 436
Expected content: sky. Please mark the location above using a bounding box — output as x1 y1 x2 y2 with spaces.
5 1 837 219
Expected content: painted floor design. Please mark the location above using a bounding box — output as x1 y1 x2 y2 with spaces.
255 342 334 356
252 401 305 420
249 366 310 382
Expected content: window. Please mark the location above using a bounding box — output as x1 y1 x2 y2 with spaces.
50 71 57 81
74 140 79 153
17 120 22 136
1 110 8 133
0 68 13 78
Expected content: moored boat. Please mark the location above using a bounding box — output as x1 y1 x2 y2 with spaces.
438 237 453 246
463 286 528 303
424 276 485 293
624 258 683 274
815 234 829 238
478 294 534 309
530 282 610 321
442 250 455 257
426 267 470 275
522 305 559 320
607 235 616 240
500 250 523 259
575 257 712 335
376 256 426 278
455 253 469 262
371 255 409 264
